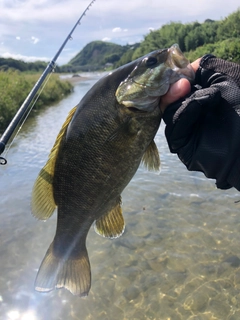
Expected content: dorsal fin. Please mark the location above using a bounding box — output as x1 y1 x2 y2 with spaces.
141 140 160 171
94 197 125 239
31 106 77 220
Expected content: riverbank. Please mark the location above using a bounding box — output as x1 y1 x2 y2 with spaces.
0 70 73 133
59 72 100 85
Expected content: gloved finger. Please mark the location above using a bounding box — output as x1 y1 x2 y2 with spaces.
200 54 240 87
163 87 221 152
196 54 240 88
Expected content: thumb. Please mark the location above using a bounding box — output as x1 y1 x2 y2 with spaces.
160 79 191 113
160 58 201 113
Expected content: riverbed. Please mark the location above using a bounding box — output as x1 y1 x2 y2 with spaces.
1 74 240 320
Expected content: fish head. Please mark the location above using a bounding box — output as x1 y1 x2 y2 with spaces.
116 44 194 111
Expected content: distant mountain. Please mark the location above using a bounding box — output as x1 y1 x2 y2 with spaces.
60 40 140 72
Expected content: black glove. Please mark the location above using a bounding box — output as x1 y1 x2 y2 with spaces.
163 54 240 191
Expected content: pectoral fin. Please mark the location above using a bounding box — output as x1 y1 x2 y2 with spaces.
141 140 160 171
94 197 125 239
31 106 77 220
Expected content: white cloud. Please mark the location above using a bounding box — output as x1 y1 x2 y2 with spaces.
31 36 39 44
112 27 122 33
0 52 49 62
102 37 111 42
16 36 21 40
0 0 238 25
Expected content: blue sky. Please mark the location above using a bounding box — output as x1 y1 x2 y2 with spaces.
0 0 239 65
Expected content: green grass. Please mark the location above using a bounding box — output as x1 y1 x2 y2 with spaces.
0 70 73 132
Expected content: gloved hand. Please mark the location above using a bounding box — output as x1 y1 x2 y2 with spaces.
163 54 240 191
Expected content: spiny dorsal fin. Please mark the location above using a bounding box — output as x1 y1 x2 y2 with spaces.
31 106 77 220
94 197 125 239
141 140 160 171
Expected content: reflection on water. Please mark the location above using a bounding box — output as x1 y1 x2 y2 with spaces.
1 75 240 320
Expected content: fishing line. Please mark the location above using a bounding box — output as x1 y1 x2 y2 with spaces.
3 72 54 159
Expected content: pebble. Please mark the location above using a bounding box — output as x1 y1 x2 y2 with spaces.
148 257 168 273
143 250 158 260
208 299 230 319
123 286 140 301
229 310 240 320
167 256 187 273
184 291 208 312
224 255 240 268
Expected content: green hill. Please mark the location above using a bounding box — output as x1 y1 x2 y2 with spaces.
60 41 139 72
115 9 240 66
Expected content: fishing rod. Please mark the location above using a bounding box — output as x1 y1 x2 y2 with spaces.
0 0 96 165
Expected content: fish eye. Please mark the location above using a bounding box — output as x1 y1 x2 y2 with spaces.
145 56 158 68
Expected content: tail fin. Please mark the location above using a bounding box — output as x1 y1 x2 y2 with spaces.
35 242 91 296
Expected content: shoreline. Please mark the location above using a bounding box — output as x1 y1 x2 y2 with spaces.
59 71 107 85
62 75 92 84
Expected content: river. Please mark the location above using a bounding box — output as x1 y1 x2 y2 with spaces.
1 75 240 320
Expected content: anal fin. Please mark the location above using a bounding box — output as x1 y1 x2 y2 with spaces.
141 140 160 171
94 197 125 239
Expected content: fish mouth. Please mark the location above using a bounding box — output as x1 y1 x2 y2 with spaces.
166 44 195 82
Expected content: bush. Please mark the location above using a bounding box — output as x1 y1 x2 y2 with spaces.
0 71 73 132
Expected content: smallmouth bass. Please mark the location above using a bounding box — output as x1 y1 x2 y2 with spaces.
32 44 194 296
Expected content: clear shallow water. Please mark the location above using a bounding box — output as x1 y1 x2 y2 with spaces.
1 76 240 320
